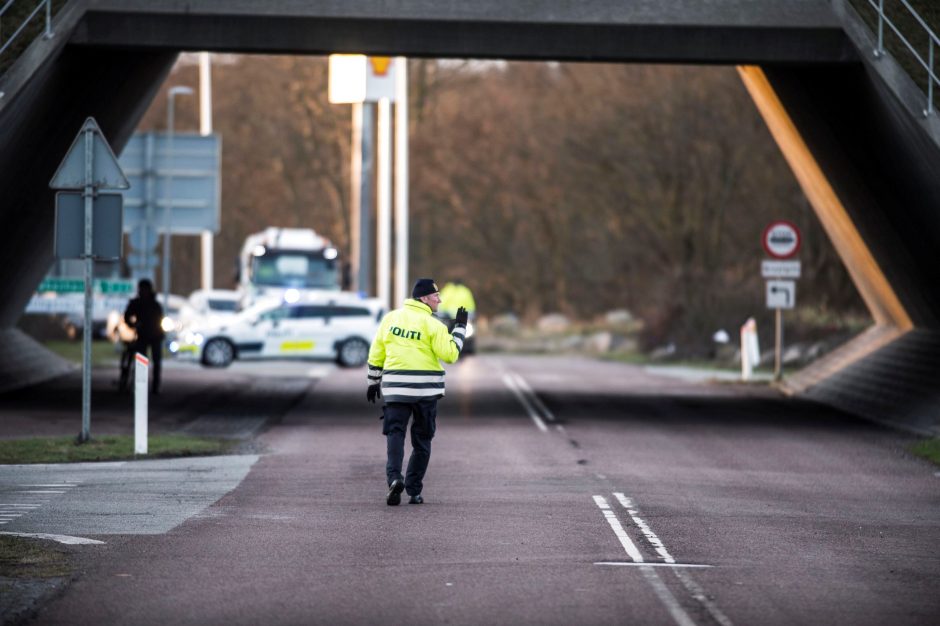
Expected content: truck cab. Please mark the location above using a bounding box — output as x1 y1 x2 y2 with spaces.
239 227 341 306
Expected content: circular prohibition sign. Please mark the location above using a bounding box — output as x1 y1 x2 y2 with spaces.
762 220 801 259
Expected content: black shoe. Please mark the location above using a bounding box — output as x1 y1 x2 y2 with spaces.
386 479 404 506
408 494 424 504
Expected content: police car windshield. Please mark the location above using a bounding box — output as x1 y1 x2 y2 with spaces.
251 251 338 289
208 299 239 312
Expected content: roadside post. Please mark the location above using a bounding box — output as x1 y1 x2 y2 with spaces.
740 317 760 381
761 221 801 381
134 353 149 454
49 117 130 443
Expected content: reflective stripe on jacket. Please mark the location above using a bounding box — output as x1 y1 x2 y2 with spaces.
367 299 465 403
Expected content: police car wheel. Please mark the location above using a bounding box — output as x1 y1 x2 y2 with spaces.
202 338 235 368
337 338 369 368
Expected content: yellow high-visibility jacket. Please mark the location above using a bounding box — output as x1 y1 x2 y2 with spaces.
439 282 476 318
367 299 465 403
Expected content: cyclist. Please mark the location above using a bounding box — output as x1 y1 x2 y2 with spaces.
123 279 165 394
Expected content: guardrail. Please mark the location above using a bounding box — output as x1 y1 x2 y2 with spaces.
866 0 939 116
0 0 53 58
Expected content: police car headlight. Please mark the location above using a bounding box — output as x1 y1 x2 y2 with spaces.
161 316 176 333
284 288 300 303
183 332 204 346
168 341 180 353
465 322 474 338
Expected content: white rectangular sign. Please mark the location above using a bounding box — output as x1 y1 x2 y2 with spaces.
25 294 130 315
766 280 796 309
365 56 397 102
762 260 801 278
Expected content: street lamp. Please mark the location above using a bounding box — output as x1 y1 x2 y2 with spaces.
162 85 194 312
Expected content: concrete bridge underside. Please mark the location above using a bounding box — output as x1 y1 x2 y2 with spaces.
1 1 938 428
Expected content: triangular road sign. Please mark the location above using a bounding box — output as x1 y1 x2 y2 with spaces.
49 117 130 190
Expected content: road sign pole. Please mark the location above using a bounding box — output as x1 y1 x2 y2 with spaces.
774 308 783 381
80 127 94 442
50 117 131 444
163 102 175 308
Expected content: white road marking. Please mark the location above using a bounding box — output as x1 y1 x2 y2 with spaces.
0 504 41 507
594 562 713 568
613 493 676 563
0 531 104 545
307 367 331 378
611 493 733 626
594 495 699 626
511 373 555 421
593 496 644 562
638 564 698 626
20 484 78 488
503 374 548 432
16 490 66 494
672 567 735 626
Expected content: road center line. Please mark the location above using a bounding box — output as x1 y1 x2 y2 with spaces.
502 374 548 432
593 496 644 562
511 374 555 421
594 495 698 626
672 567 735 626
613 492 676 563
612 493 733 626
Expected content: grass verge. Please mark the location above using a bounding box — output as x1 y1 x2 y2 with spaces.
0 434 237 464
0 537 71 579
41 340 121 367
911 438 940 466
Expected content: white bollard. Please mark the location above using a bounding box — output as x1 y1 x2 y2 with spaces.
740 317 760 381
134 352 149 454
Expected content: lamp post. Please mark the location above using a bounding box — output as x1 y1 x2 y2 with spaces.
162 85 193 311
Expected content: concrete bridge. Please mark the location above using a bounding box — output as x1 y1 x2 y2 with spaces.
1 0 938 429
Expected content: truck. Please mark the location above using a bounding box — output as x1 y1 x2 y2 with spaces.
238 227 343 307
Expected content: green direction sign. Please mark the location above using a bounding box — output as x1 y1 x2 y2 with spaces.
97 279 134 294
37 278 134 294
37 278 84 293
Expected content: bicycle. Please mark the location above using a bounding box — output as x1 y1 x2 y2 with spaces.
117 341 134 393
111 317 137 394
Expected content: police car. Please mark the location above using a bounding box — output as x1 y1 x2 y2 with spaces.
169 296 382 368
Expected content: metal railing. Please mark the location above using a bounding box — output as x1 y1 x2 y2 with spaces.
0 0 53 58
867 0 939 116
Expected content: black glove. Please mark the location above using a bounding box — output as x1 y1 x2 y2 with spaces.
367 384 381 403
455 306 468 327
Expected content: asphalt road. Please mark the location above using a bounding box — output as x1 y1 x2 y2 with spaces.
10 355 940 625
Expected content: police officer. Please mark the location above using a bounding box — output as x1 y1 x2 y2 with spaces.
439 279 476 319
123 279 166 394
367 278 468 505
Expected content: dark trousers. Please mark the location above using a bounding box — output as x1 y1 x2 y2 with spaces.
383 399 437 496
132 337 162 392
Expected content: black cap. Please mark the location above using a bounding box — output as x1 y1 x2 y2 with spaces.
412 278 438 299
